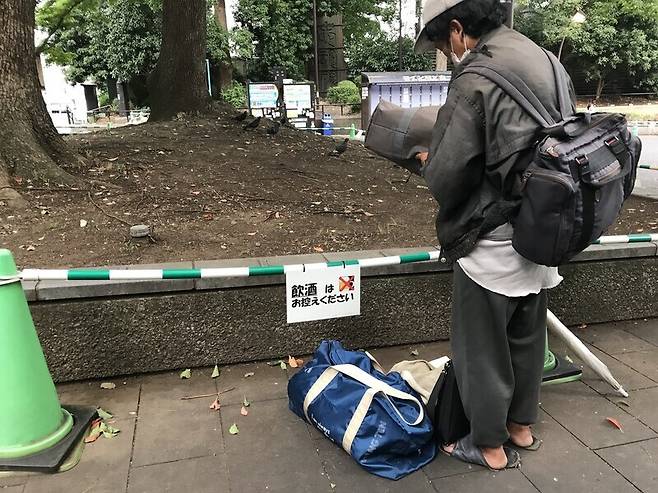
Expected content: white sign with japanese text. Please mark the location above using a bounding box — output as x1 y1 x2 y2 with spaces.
286 265 361 324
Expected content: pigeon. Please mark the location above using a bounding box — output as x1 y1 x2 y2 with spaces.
243 116 262 130
233 111 249 122
267 121 281 135
331 138 349 156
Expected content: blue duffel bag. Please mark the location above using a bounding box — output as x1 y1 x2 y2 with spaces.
288 340 437 480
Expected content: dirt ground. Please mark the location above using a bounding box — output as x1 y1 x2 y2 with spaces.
2 107 657 269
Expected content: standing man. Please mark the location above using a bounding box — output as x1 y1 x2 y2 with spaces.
415 0 575 470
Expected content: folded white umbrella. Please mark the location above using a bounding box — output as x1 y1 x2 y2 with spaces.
546 310 628 398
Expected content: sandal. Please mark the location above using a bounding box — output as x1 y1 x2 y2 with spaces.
441 434 521 471
506 435 542 451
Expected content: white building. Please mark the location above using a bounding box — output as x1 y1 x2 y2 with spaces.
39 56 95 129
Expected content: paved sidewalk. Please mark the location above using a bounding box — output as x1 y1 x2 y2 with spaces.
2 319 657 493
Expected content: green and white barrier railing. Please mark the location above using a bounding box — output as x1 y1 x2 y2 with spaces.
18 251 441 281
593 233 658 244
11 234 658 282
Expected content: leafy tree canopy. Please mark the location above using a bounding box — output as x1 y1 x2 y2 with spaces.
38 0 162 84
345 31 433 76
234 0 397 80
516 0 658 94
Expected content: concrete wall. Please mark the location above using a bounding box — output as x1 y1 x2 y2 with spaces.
24 243 658 382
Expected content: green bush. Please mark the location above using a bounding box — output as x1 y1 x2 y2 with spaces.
327 80 361 112
97 90 110 108
221 82 247 108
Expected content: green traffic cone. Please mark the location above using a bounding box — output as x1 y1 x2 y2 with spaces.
542 329 582 386
0 249 73 458
0 249 95 472
543 334 557 372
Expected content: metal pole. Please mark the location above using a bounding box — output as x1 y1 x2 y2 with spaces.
206 59 212 97
557 36 566 61
312 0 320 103
503 0 514 28
398 0 403 71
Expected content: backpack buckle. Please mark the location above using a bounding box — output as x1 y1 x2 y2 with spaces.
605 136 626 157
576 156 591 179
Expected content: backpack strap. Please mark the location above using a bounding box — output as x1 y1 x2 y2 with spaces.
457 60 586 138
455 63 555 129
542 48 574 121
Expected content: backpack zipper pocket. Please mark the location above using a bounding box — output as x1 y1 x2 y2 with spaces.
514 169 577 266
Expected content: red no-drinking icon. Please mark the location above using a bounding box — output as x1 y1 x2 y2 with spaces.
338 276 355 292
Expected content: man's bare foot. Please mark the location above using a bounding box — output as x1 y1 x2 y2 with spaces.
442 443 508 470
507 422 533 448
482 446 508 469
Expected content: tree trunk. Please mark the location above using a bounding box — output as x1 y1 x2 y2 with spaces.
0 0 83 208
596 78 605 101
149 0 210 121
214 0 233 91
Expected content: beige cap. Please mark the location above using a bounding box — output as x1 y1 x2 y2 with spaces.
414 0 467 53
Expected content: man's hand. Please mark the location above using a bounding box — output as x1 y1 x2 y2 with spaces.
416 152 429 167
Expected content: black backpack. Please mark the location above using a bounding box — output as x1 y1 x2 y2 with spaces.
426 360 470 445
456 50 642 266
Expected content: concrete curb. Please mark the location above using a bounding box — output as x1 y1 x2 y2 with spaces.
25 243 658 381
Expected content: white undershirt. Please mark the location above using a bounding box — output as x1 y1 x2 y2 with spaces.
457 224 563 297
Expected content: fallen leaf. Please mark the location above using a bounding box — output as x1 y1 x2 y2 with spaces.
211 365 220 379
85 422 103 443
288 355 299 368
100 382 116 390
410 349 419 357
97 408 113 420
26 245 35 251
313 246 324 252
267 360 285 366
244 372 255 378
240 406 249 416
101 422 120 438
279 361 287 370
209 398 221 411
617 400 631 408
229 423 239 435
606 417 624 431
363 211 374 217
80 219 88 228
242 396 251 408
180 369 191 379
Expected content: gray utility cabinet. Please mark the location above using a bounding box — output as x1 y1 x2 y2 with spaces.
361 72 452 130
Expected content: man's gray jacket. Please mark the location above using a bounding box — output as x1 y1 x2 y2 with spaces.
423 25 576 262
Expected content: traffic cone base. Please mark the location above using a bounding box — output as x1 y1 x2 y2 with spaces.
0 410 73 459
542 332 583 385
542 354 583 385
0 406 97 473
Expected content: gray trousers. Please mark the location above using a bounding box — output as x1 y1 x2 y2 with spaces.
451 263 547 448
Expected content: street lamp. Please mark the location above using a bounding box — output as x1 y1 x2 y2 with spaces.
558 11 586 61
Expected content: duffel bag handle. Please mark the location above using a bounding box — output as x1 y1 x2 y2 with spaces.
303 364 424 426
302 364 426 455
